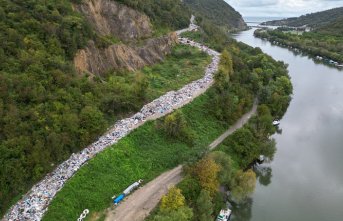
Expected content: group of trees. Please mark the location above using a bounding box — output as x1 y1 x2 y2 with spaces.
149 151 256 221
263 6 343 34
255 29 343 63
183 0 246 32
161 110 195 146
0 0 192 214
116 0 191 31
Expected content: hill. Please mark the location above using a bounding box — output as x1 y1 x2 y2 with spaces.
263 7 343 33
0 0 248 216
0 0 192 215
183 0 247 31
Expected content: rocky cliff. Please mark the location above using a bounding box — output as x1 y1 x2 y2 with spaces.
75 0 152 40
74 33 178 76
74 0 179 76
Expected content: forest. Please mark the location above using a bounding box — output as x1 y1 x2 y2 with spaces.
254 29 343 64
0 0 200 215
183 0 247 32
263 7 343 36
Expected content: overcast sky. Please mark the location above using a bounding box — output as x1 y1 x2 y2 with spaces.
225 0 343 17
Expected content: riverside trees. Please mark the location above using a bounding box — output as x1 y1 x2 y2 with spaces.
148 28 293 220
254 29 343 64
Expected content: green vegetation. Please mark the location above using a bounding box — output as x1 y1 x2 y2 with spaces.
42 39 292 220
146 34 292 221
42 89 231 221
254 29 343 63
195 190 214 221
115 0 191 32
0 15 210 214
160 187 186 211
263 7 343 33
143 45 211 99
183 0 247 32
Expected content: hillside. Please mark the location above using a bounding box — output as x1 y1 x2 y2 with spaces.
0 0 192 215
263 7 343 32
183 0 247 31
0 0 251 216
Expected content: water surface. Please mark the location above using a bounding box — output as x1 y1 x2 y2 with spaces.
232 28 343 221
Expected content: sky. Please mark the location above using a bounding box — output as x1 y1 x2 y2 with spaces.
225 0 343 17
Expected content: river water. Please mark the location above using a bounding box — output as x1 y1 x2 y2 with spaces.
231 28 343 221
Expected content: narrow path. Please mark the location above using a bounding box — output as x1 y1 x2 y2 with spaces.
105 102 258 221
209 100 258 150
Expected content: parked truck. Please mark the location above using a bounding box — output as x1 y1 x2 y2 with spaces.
113 179 143 205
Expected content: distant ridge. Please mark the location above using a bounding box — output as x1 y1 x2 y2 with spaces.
262 7 343 30
183 0 247 31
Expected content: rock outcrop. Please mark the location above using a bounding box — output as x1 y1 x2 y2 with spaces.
73 0 180 76
76 0 152 40
74 33 178 76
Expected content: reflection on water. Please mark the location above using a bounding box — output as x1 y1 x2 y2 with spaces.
231 198 253 221
255 165 272 187
232 28 343 221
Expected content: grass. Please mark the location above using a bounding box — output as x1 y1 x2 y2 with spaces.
42 90 238 221
144 44 211 99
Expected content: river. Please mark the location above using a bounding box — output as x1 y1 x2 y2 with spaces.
231 28 343 221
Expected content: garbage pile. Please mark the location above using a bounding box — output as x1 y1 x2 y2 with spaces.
3 24 220 221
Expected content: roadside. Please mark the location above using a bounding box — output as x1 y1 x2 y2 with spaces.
104 102 257 221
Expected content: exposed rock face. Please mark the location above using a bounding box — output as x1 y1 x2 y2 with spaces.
76 0 152 40
74 33 178 76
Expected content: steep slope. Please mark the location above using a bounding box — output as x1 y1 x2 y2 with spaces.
183 0 247 31
0 0 189 216
73 0 179 76
263 7 343 30
74 33 178 75
75 0 153 40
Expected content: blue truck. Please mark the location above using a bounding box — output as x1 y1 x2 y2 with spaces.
113 179 142 205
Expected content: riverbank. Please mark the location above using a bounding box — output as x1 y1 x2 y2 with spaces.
254 29 343 68
230 25 343 221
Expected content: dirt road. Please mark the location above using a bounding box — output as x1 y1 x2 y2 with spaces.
105 101 257 221
105 166 183 221
209 100 258 150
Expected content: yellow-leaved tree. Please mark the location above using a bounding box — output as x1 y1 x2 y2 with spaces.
193 157 220 196
160 187 186 212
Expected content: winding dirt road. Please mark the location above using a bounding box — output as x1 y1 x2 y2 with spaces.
105 102 258 221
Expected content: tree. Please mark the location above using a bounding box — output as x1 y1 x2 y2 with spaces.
220 49 234 77
230 169 256 203
163 110 195 146
208 151 234 186
164 111 187 138
133 71 149 101
160 187 186 212
178 176 202 205
193 157 220 196
195 190 213 221
152 206 193 221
